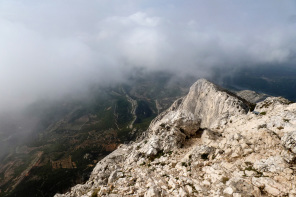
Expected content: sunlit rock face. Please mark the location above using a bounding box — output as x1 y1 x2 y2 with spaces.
150 78 249 131
55 79 296 197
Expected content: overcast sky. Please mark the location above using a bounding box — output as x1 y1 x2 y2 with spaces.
0 0 296 111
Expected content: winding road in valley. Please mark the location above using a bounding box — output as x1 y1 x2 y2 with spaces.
122 88 138 129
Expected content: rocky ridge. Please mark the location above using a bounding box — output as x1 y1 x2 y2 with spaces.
55 79 296 197
236 90 269 103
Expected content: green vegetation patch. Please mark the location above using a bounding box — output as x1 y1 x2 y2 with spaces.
149 150 164 162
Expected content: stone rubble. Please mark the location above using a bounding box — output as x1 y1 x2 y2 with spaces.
55 79 296 197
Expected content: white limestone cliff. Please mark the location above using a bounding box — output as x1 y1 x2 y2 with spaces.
55 79 296 197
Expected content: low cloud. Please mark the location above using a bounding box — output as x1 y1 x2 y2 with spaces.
0 0 296 111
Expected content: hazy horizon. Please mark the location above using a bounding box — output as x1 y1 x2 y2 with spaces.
1 0 296 112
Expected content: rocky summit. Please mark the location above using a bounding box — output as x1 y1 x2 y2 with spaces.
55 79 296 197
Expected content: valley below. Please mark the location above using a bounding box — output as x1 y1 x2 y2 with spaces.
0 72 193 197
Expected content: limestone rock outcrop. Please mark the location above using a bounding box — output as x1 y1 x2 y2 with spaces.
236 90 269 103
150 79 249 131
282 131 296 154
55 79 296 197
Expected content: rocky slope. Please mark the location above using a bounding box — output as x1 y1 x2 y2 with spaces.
55 79 296 197
236 90 269 103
